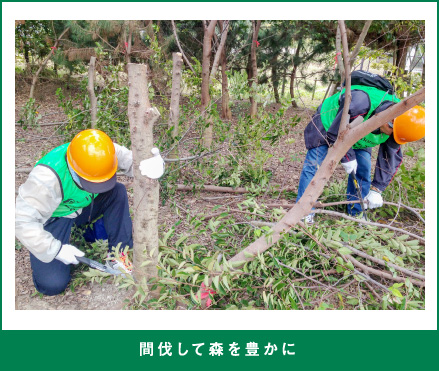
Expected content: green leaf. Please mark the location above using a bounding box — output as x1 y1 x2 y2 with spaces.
212 275 220 291
338 247 352 255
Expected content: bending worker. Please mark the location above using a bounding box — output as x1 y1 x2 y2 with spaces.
15 129 164 296
296 70 425 223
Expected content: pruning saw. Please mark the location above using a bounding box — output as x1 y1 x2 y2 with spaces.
76 255 124 277
350 172 368 221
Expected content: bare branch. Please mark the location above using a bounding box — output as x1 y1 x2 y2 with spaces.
349 20 373 69
171 20 195 74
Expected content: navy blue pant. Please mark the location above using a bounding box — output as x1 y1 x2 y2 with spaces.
30 183 133 296
297 145 371 216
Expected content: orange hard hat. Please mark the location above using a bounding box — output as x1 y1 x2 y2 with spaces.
67 129 118 185
393 105 425 145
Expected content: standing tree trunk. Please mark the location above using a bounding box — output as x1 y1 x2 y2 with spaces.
220 48 232 120
201 20 218 148
290 41 301 107
29 27 69 99
87 56 98 129
249 20 261 117
127 63 161 283
210 21 229 82
281 67 287 98
395 38 409 75
168 52 183 159
271 55 280 103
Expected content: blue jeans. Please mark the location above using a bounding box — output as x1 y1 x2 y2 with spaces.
297 145 371 216
30 183 133 296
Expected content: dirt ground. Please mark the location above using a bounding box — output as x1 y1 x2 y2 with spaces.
14 77 423 310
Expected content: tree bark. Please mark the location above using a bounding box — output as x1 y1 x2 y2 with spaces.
227 87 425 265
168 52 184 159
87 56 98 129
249 20 261 117
127 63 161 282
290 42 301 107
201 20 218 148
29 27 69 99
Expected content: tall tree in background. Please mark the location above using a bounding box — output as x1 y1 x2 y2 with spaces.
248 20 261 117
201 20 217 148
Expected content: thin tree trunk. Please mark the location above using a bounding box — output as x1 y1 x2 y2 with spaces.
220 47 232 120
281 67 286 98
168 53 183 159
395 39 409 75
127 63 161 283
29 27 69 99
271 55 280 103
249 20 261 117
126 22 133 64
349 20 372 69
87 56 98 129
335 25 345 78
338 20 351 133
210 21 229 82
290 42 301 107
201 20 217 148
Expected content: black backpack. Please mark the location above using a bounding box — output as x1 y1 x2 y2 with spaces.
343 70 395 95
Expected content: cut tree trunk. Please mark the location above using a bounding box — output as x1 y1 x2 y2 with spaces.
201 20 218 148
249 20 261 117
127 63 161 283
87 56 98 129
168 52 184 159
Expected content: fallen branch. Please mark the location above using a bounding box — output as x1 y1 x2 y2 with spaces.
345 255 425 287
312 209 425 242
341 243 425 281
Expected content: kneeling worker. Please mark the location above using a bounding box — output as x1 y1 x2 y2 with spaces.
296 71 425 223
15 129 164 295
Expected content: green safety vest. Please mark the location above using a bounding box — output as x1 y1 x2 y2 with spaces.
35 143 95 217
320 85 400 149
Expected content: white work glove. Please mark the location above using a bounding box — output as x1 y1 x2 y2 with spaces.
139 148 165 179
55 244 84 265
364 190 383 209
341 159 358 174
